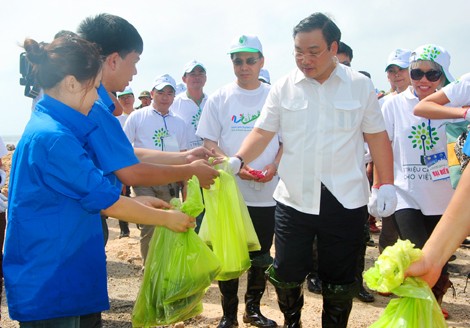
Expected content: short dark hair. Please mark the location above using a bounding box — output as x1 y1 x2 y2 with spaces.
23 36 102 90
293 12 341 48
77 13 143 58
338 42 353 60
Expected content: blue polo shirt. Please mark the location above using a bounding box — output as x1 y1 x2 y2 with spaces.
4 95 121 321
85 84 139 188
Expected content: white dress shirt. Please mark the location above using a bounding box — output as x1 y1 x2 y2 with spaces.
255 65 386 214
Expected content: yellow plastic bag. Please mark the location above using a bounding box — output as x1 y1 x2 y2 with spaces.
364 240 446 328
200 167 260 281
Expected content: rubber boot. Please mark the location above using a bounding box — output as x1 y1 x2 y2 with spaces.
243 266 277 327
321 281 358 328
218 279 239 328
266 266 303 328
355 229 374 303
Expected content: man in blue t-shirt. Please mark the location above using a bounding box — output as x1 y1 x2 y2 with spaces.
77 13 218 328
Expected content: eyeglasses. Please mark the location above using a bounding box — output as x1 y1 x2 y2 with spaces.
410 69 443 82
293 47 328 61
232 57 261 66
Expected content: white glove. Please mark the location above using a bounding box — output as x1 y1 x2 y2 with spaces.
376 184 397 217
0 169 6 189
0 193 7 213
367 187 380 218
227 157 241 175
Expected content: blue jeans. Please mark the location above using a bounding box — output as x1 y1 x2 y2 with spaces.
20 316 80 328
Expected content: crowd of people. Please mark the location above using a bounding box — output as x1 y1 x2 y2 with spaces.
0 10 469 328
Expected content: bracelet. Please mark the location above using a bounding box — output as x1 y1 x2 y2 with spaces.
234 155 245 170
372 183 392 189
464 107 470 120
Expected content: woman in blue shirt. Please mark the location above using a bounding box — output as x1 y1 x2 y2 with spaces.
4 36 195 328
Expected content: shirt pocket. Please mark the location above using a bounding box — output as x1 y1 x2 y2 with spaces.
280 99 308 132
334 100 362 130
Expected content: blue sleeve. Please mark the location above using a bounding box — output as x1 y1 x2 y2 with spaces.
86 103 139 177
43 134 120 213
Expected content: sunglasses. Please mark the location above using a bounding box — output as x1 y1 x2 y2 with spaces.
232 57 260 66
410 69 443 82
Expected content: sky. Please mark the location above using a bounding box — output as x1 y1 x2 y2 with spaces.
1 0 469 138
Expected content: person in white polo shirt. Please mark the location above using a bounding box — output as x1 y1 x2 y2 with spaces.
196 34 281 328
171 60 208 149
124 74 189 268
379 48 412 106
230 13 396 327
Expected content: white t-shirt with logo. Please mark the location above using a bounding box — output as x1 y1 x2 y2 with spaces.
171 92 207 149
381 86 455 215
196 82 280 206
123 106 189 152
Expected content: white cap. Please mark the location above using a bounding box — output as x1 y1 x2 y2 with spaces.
153 74 177 91
258 68 271 84
117 86 133 97
228 34 262 54
409 44 454 83
385 48 412 71
175 83 187 95
183 60 206 74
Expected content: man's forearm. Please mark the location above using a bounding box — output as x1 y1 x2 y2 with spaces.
134 148 186 165
116 162 192 186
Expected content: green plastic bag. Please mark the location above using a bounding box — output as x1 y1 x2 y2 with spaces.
169 175 205 217
199 164 260 281
132 176 221 327
364 239 446 328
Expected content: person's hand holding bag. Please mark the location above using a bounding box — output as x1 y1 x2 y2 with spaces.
376 184 397 217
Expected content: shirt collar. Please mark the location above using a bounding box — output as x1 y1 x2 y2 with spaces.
293 61 345 85
36 94 98 141
97 83 115 113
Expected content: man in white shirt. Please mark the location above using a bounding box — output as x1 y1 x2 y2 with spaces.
124 74 189 267
197 35 281 328
231 13 396 327
171 60 208 149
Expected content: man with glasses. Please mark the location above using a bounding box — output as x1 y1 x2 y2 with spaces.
196 34 281 328
229 13 396 327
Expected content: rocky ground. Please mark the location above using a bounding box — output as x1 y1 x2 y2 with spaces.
1 150 469 327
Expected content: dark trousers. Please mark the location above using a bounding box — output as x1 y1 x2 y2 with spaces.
247 205 275 263
394 209 447 273
20 316 80 328
273 186 366 284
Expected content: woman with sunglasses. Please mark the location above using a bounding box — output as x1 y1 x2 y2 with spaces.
377 44 455 319
4 36 195 327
